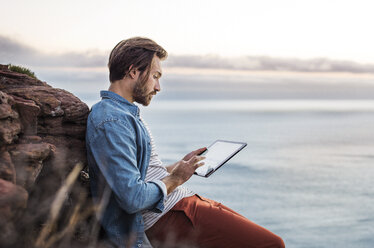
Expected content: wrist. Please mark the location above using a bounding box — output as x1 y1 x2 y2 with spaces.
170 173 184 185
161 174 183 194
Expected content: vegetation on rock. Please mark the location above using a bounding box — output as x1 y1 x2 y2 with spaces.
8 64 37 79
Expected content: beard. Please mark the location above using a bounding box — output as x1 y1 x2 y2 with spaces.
132 76 156 106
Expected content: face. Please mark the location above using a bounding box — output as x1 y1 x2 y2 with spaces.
133 56 162 106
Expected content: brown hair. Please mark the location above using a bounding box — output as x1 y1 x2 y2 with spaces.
108 37 168 83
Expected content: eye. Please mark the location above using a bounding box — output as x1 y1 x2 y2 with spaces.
153 74 159 79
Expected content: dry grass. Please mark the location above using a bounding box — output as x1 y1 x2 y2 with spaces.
35 162 83 247
30 162 103 248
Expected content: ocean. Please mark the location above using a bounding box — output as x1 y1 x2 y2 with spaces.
139 100 374 248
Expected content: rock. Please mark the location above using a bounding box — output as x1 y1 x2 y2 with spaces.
0 91 18 119
0 64 89 176
37 116 87 138
0 150 16 183
3 86 89 122
0 117 21 145
10 143 53 189
0 64 91 247
13 95 40 135
19 135 42 144
0 92 21 145
5 86 65 117
0 178 28 220
42 135 87 170
0 178 28 247
0 68 48 89
10 143 52 162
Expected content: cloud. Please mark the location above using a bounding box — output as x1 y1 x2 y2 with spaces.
0 35 107 67
165 54 374 73
1 35 374 73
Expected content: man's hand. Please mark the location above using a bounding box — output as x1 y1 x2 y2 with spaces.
182 147 207 161
162 147 207 194
166 147 207 173
170 154 205 183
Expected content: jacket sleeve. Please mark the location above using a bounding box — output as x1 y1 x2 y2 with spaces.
88 119 167 214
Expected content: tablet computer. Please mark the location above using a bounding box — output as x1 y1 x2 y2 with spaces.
194 140 247 178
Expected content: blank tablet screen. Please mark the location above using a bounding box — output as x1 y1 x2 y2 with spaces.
194 140 247 177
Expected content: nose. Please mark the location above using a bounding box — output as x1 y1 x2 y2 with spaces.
154 80 161 92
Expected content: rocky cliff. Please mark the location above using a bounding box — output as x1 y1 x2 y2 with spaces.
0 64 96 247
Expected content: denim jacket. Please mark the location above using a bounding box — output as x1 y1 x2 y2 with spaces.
86 91 167 247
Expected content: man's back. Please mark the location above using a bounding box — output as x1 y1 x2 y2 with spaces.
86 91 166 247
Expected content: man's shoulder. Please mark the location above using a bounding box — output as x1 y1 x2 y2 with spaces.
88 99 136 129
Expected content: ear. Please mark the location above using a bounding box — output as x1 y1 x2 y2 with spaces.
128 65 137 79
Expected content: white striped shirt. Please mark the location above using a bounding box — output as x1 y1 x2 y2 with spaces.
140 116 194 230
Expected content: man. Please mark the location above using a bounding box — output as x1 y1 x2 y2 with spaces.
86 37 285 248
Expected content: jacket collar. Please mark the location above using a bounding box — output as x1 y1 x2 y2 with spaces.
100 90 139 116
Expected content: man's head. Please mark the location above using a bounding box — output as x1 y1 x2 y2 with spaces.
132 54 163 106
108 37 167 106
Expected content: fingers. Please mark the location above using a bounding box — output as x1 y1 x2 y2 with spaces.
187 155 205 171
188 155 205 164
182 147 207 161
194 161 205 169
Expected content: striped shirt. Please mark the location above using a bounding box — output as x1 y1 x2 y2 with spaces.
140 116 194 230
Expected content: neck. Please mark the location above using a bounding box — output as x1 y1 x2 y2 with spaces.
108 79 134 103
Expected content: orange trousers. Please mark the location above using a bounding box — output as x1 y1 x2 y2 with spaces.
146 195 285 248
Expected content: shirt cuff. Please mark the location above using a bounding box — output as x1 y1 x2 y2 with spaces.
149 179 167 213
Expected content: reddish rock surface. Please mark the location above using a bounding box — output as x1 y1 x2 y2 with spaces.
0 150 16 183
0 64 90 246
0 178 28 219
0 178 29 247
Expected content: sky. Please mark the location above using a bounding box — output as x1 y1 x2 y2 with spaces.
1 0 374 105
1 0 374 64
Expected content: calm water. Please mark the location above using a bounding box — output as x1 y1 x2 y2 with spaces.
139 101 374 248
